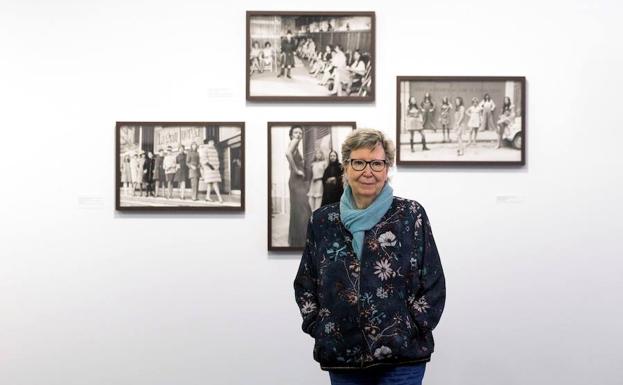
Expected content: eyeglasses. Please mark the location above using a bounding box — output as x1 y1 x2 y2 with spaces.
347 159 387 172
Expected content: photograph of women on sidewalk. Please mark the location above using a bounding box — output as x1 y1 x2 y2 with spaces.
116 122 244 211
396 76 525 165
268 122 354 251
247 11 375 102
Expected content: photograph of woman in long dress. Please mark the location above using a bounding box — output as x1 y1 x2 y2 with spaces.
268 122 355 250
479 93 496 132
286 126 311 248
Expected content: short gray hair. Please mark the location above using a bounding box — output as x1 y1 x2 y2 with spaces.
341 128 395 168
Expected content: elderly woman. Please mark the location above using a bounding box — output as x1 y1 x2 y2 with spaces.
293 128 446 385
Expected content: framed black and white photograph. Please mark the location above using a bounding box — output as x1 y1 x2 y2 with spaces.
115 122 245 211
396 76 526 166
247 11 375 102
268 122 356 251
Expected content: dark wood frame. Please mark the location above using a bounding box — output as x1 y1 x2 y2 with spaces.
395 76 526 166
267 121 356 251
115 121 245 212
246 11 376 102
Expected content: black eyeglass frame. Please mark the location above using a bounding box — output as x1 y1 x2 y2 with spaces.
345 158 388 172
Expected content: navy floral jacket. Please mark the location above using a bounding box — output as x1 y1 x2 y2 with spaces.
293 197 446 371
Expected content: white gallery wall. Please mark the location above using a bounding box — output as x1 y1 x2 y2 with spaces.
1 0 622 384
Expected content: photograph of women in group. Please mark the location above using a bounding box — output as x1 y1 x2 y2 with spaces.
396 76 525 165
116 122 244 211
247 11 375 101
268 122 355 250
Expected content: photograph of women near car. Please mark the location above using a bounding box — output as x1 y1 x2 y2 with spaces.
396 76 525 165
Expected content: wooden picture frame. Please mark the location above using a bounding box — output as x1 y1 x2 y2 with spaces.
247 11 375 102
115 121 245 212
396 76 526 166
268 121 356 251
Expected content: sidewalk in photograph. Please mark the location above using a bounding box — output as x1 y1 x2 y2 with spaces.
399 128 500 146
399 129 521 161
120 191 241 207
250 58 330 96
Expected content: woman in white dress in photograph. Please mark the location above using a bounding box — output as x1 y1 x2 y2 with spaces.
307 149 327 212
466 97 482 146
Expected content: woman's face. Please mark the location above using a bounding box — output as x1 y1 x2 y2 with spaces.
455 97 461 106
325 46 331 52
329 152 338 162
291 127 303 140
345 144 388 203
409 96 416 105
353 51 361 61
315 150 323 161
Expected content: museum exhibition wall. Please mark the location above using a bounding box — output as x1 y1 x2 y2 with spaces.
1 0 621 384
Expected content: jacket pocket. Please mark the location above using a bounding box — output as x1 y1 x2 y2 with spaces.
307 317 321 339
404 302 419 339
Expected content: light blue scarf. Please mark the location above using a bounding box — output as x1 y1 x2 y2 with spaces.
340 183 394 260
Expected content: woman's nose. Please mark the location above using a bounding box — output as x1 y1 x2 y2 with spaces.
361 168 373 177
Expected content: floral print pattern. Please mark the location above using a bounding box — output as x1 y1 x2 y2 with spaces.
374 258 395 281
294 197 446 370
